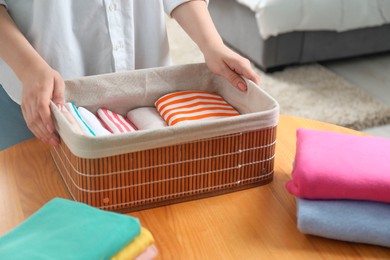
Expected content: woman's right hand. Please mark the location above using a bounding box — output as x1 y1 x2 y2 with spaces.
20 64 65 146
0 6 65 146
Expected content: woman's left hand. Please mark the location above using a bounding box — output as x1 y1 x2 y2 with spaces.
172 0 260 92
202 43 260 92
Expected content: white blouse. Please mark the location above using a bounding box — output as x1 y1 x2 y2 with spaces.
0 0 194 104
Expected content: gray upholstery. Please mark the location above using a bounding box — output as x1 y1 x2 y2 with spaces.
209 0 390 71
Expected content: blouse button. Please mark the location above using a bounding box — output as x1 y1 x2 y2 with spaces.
108 3 117 11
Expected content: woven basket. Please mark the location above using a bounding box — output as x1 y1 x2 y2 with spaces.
50 63 279 212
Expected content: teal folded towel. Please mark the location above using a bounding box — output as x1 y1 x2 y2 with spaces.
297 198 390 248
0 198 141 260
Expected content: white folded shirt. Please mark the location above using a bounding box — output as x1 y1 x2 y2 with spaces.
64 103 95 136
126 107 167 130
77 107 112 136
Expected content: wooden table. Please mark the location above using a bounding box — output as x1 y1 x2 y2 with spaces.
1 115 389 259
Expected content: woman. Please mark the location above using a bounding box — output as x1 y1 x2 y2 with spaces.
0 0 259 149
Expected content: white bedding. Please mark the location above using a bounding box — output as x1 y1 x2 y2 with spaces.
237 0 390 39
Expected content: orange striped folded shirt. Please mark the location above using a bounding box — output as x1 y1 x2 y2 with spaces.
155 90 240 126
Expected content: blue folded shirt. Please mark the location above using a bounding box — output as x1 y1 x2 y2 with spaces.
296 198 390 248
0 198 141 259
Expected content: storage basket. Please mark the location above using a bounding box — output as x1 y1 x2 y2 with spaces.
50 63 279 212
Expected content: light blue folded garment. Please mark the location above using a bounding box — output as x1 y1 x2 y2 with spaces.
0 198 141 260
296 198 390 248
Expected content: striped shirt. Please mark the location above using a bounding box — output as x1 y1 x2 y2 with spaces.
155 91 240 126
97 108 137 134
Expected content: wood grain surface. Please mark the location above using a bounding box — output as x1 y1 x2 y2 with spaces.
1 115 389 259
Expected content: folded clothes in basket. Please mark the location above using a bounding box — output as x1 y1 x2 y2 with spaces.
77 106 112 136
60 105 84 135
127 107 167 130
155 90 240 126
286 128 390 203
296 198 390 248
97 108 138 134
0 198 142 259
62 104 142 136
65 103 96 136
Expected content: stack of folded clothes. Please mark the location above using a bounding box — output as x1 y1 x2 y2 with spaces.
0 198 157 259
286 128 390 248
61 90 240 136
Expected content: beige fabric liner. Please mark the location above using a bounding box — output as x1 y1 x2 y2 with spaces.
51 63 279 159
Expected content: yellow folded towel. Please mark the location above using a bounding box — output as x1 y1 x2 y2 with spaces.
111 228 155 260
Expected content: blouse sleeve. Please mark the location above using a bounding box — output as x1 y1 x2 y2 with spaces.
0 0 8 8
163 0 209 16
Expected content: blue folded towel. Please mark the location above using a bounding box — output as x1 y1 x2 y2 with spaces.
0 198 141 259
296 198 390 248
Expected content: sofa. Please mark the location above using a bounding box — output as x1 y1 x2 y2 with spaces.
209 0 390 71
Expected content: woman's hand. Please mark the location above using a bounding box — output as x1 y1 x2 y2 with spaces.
0 6 64 146
172 0 260 91
20 64 64 146
202 43 259 91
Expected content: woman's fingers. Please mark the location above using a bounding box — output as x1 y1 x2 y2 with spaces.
205 46 260 92
21 69 64 146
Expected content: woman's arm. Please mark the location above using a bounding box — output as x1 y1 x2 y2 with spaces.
0 6 63 145
171 0 260 91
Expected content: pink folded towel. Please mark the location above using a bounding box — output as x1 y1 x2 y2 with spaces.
135 244 158 260
97 108 137 134
286 128 390 203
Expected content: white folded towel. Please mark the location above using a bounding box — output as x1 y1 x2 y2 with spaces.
77 107 111 136
126 107 167 130
64 103 95 136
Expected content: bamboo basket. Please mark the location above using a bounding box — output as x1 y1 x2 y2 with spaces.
50 63 279 212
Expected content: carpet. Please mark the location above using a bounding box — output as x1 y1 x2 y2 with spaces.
166 17 390 131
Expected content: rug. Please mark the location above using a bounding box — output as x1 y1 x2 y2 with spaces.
166 17 390 130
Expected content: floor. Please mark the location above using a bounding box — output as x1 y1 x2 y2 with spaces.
322 53 390 138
